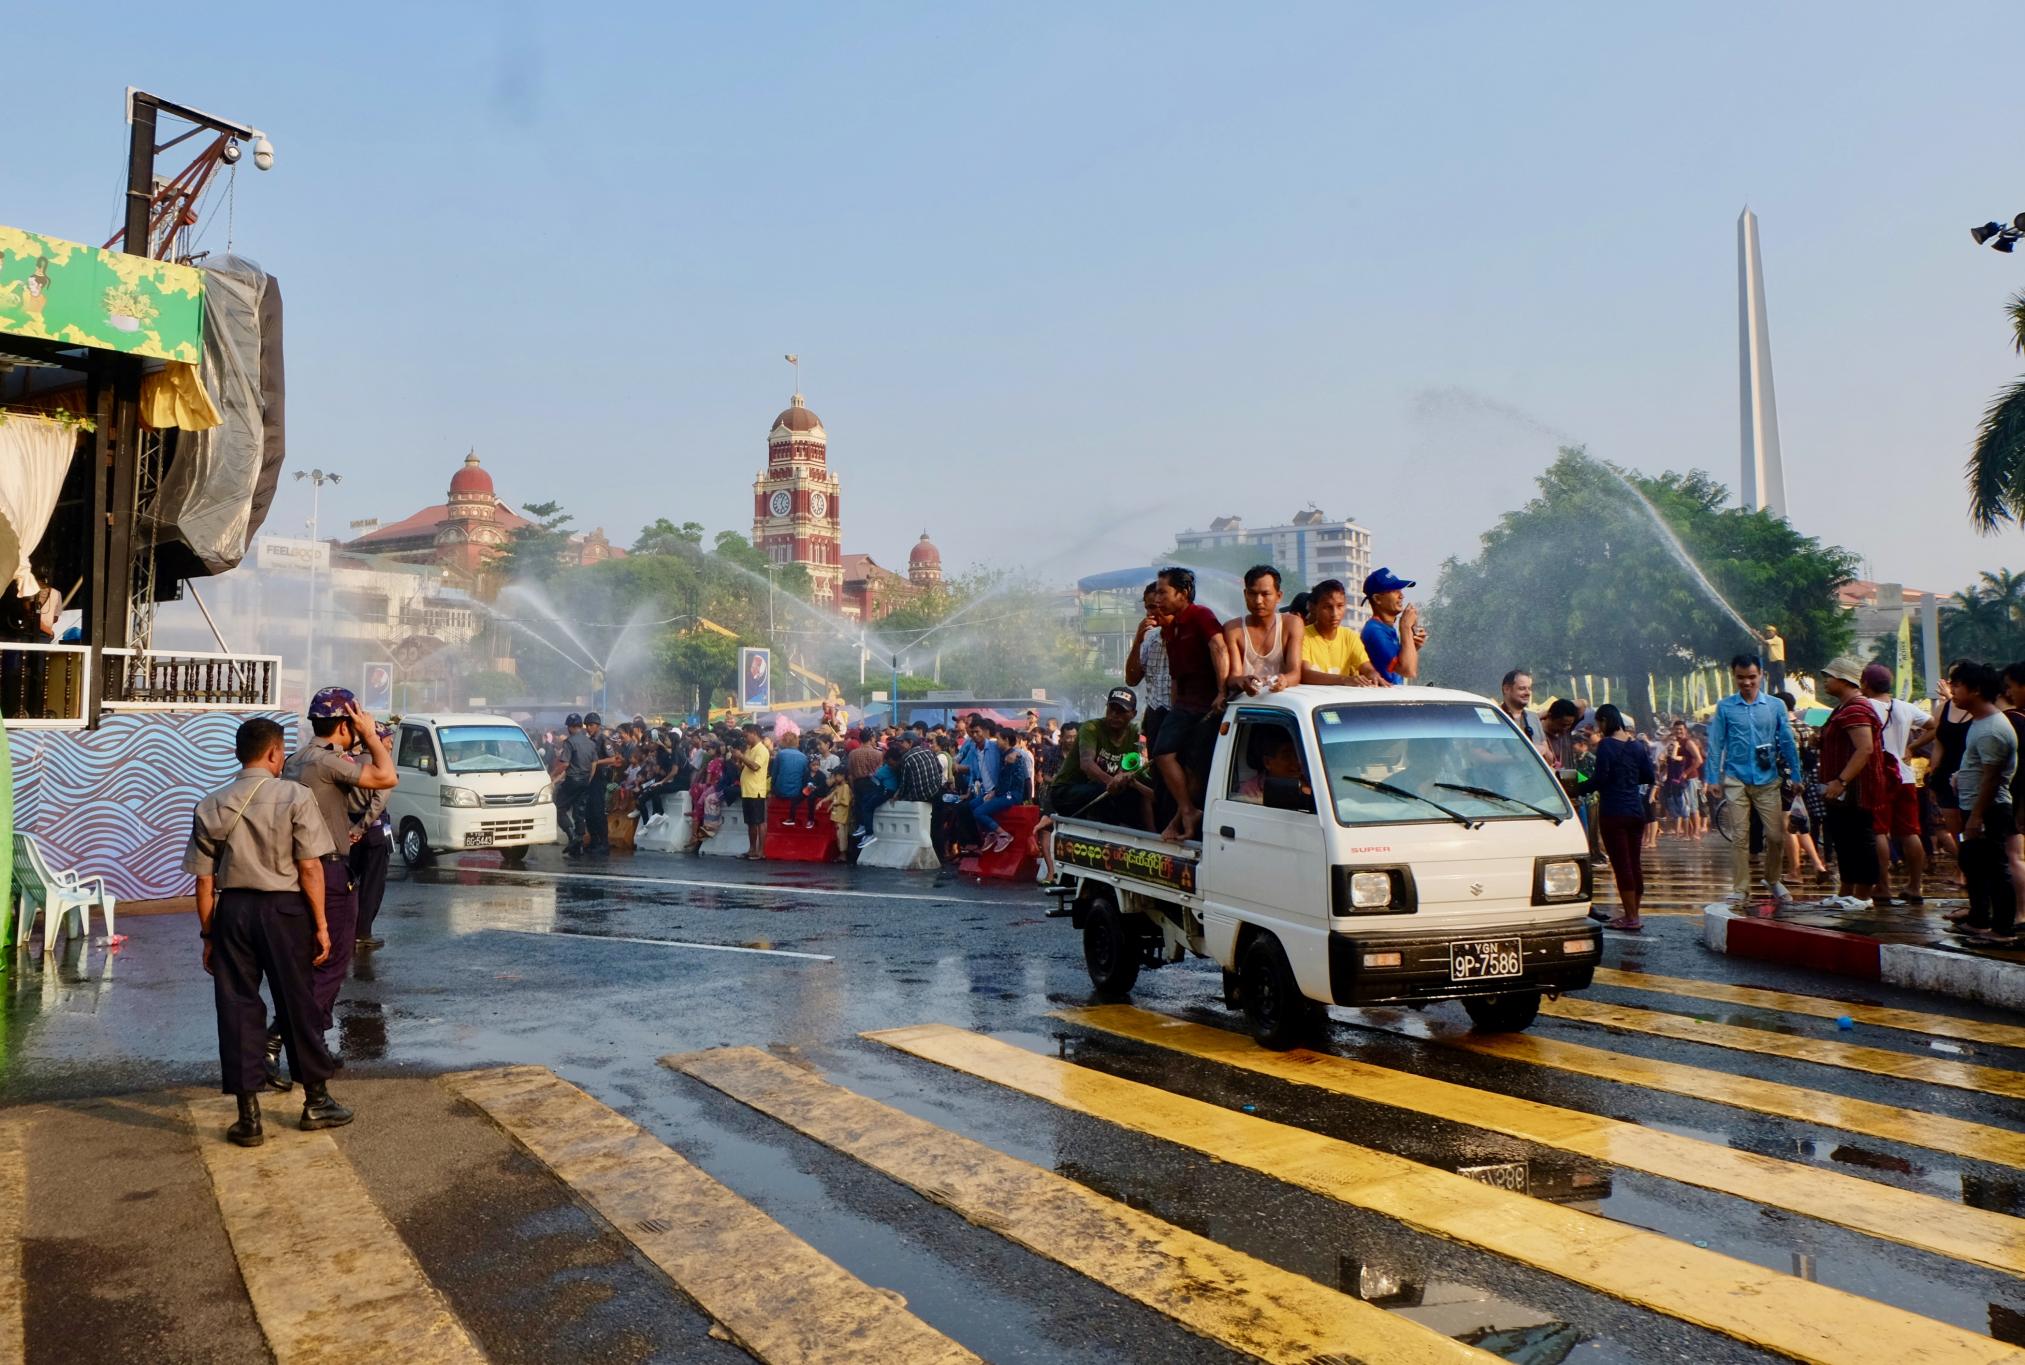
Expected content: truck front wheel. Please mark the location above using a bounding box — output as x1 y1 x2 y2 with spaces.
1242 933 1320 1050
1082 893 1141 997
1462 991 1541 1033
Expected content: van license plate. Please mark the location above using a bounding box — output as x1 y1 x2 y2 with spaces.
1450 938 1522 981
463 832 494 848
1457 1161 1529 1193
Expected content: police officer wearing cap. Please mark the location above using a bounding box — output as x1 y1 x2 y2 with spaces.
580 711 616 856
271 687 397 1083
185 716 351 1144
348 721 395 951
553 713 595 857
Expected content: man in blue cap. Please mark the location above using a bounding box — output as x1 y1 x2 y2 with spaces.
1359 567 1426 685
273 687 397 1105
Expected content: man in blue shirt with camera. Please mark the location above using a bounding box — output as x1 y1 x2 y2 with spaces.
1703 653 1800 903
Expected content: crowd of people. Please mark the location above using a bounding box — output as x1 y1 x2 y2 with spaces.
1535 651 2023 947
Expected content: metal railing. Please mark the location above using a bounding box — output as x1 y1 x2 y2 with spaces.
101 648 282 711
0 643 91 728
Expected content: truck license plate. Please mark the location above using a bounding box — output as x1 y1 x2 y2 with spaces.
1450 938 1522 981
1457 1161 1529 1193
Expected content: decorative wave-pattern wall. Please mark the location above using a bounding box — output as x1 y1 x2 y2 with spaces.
12 710 291 901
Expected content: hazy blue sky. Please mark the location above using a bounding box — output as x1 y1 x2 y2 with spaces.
12 3 2025 595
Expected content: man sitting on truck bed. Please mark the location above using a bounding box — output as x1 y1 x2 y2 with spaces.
1050 687 1153 828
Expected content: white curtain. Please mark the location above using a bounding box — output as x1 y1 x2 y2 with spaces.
0 416 78 595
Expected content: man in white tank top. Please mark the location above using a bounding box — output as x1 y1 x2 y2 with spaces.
1224 565 1303 695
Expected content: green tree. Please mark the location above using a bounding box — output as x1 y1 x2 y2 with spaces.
1428 448 1858 695
632 518 705 555
1968 292 2025 530
496 499 575 584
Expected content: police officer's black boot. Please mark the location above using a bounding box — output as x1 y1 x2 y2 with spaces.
299 1081 353 1131
262 1030 293 1093
227 1093 264 1147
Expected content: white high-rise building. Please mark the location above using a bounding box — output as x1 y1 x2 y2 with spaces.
1737 206 1788 518
1173 508 1374 621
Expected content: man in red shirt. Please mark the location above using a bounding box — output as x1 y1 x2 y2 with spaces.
1150 567 1230 842
1816 655 1887 910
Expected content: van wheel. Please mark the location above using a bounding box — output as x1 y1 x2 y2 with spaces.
499 845 528 868
1082 893 1141 997
1462 991 1541 1033
398 819 434 869
1242 933 1319 1050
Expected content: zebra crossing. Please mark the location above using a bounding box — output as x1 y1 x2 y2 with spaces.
7 971 2025 1363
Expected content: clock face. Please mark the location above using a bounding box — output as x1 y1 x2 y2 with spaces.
809 491 829 519
769 490 792 519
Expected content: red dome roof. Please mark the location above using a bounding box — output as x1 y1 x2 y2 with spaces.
449 451 494 497
909 532 941 567
771 394 824 434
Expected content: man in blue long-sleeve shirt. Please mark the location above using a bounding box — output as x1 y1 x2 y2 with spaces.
1703 653 1801 902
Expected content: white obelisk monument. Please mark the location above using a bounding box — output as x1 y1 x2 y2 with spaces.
1737 206 1787 518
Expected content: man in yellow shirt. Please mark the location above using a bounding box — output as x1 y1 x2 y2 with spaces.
1299 579 1384 686
737 723 772 859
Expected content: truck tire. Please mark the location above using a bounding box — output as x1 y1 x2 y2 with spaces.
398 819 434 870
500 845 529 868
1242 933 1320 1050
1082 893 1141 997
1462 990 1541 1033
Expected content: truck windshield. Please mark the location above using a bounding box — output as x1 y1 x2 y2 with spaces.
438 725 544 774
1314 701 1572 827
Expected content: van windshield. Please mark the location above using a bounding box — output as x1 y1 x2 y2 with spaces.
439 725 544 774
1314 701 1572 827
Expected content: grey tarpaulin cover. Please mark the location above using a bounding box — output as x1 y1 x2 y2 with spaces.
145 254 287 575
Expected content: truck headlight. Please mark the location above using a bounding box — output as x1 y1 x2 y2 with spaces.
1331 865 1417 915
440 786 480 808
1350 871 1394 908
1534 856 1589 904
535 782 554 805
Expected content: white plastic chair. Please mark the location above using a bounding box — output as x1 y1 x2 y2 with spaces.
14 833 116 951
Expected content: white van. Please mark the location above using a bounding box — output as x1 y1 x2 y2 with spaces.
1054 686 1599 1044
386 713 558 868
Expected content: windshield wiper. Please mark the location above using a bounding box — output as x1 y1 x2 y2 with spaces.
1338 775 1479 829
1434 781 1565 824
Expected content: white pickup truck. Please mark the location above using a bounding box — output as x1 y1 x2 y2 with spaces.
1055 686 1600 1045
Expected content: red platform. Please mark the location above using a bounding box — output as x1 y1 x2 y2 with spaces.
762 797 839 863
958 804 1040 882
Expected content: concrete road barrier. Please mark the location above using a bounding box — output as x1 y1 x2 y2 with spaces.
702 800 751 858
635 792 694 853
859 800 941 871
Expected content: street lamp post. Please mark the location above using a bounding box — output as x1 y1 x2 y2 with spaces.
293 468 340 683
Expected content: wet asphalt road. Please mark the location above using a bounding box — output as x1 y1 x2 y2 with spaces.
5 841 2025 1362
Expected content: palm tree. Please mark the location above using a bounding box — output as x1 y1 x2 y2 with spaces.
1969 292 2025 529
1944 586 2012 663
1980 568 2025 629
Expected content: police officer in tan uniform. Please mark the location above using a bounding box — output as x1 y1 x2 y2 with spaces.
266 686 397 1087
185 716 351 1145
348 722 394 951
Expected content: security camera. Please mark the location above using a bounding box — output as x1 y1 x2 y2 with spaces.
251 135 274 171
220 137 242 165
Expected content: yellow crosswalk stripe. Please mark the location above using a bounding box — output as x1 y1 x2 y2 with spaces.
1543 998 2025 1099
866 1024 2020 1365
184 1098 485 1364
1350 1015 2025 1170
0 1124 21 1365
445 1065 980 1365
1058 1005 2025 1277
668 1045 1494 1365
1590 968 2025 1049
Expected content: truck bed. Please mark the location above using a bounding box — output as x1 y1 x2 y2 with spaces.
1051 817 1202 903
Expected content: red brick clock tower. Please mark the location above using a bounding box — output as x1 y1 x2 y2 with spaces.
752 393 843 605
